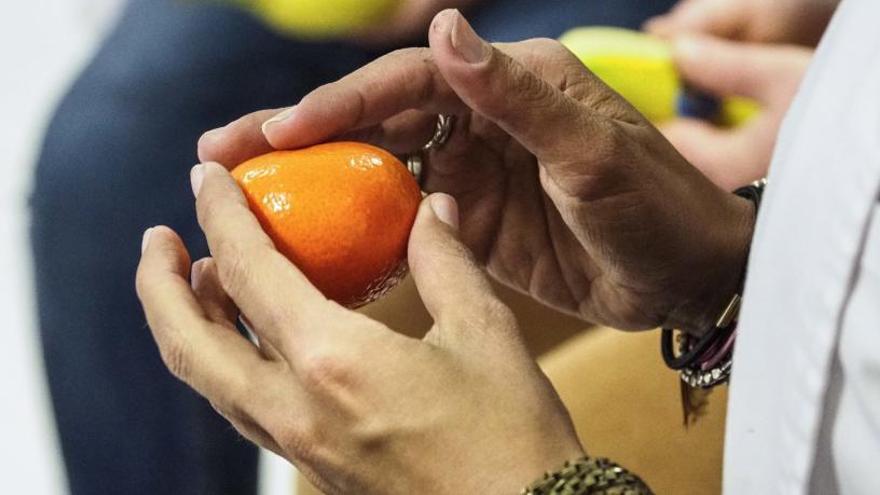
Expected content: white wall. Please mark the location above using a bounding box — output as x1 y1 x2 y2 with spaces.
0 2 295 493
0 1 120 493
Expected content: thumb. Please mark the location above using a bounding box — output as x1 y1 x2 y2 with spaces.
673 35 790 104
427 10 594 164
407 194 518 345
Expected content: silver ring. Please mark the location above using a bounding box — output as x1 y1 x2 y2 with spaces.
422 114 455 151
407 115 455 184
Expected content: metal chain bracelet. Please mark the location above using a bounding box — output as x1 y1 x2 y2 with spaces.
521 457 653 495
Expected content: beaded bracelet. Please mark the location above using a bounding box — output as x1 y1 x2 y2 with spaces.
521 457 653 495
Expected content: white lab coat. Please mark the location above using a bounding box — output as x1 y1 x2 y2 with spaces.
724 0 880 493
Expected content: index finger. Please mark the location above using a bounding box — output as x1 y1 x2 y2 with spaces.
198 108 282 167
262 47 466 150
135 226 283 419
193 162 338 358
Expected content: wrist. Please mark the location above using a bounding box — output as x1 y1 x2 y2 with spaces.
664 192 756 335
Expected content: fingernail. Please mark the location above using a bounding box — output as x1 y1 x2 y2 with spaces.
190 259 206 286
141 227 153 254
430 194 459 230
261 106 296 135
431 8 456 35
190 164 204 197
450 11 489 64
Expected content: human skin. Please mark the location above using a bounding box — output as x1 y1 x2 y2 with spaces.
139 9 755 494
644 0 827 190
645 0 840 46
661 37 813 190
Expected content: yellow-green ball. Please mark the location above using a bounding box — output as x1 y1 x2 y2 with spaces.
560 27 759 127
250 0 401 38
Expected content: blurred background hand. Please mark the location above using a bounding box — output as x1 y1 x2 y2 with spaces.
660 36 812 190
645 0 839 46
640 0 823 189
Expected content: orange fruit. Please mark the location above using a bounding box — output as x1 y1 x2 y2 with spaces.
231 142 422 307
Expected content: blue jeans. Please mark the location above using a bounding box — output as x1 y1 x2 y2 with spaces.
31 0 674 493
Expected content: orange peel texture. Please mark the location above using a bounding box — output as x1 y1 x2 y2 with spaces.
231 142 422 307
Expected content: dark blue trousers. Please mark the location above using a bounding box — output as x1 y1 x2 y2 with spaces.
30 0 674 493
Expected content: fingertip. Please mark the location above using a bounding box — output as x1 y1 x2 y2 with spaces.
429 8 457 38
141 227 154 255
137 225 192 285
428 9 461 61
200 161 236 188
195 162 247 219
408 194 457 267
410 194 459 245
146 225 188 255
147 225 179 243
428 193 459 230
261 107 297 147
430 9 490 67
190 164 205 198
191 257 210 288
408 193 466 279
197 127 226 163
449 11 490 65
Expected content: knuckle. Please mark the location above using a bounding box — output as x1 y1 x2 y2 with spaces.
158 335 192 381
215 242 253 293
215 375 253 417
299 351 354 393
278 419 322 464
438 234 476 263
508 61 553 106
478 297 518 330
197 191 224 226
446 295 516 335
590 119 628 162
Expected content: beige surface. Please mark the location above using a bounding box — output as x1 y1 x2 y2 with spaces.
540 328 726 495
297 276 726 494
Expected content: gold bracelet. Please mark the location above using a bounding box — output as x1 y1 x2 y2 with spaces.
521 457 653 495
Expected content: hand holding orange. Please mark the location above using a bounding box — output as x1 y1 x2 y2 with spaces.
231 142 421 307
